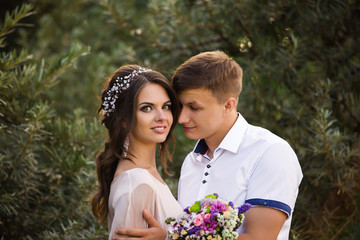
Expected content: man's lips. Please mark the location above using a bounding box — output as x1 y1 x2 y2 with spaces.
182 125 196 131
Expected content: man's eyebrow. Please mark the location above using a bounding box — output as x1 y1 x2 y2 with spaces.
185 101 197 105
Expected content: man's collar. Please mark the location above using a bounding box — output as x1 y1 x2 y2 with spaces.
218 113 248 153
194 139 208 154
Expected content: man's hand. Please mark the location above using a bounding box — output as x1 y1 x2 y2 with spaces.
112 209 166 240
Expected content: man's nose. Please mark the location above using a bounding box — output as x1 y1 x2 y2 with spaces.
178 108 189 124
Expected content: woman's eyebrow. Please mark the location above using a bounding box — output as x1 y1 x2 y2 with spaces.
138 102 154 107
138 100 171 107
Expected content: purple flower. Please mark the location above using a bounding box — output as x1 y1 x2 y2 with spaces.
229 201 234 209
210 212 218 220
201 217 218 233
238 203 252 214
178 226 188 236
210 201 228 213
184 206 190 214
188 226 201 235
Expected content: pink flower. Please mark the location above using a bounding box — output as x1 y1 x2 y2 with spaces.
202 213 210 220
194 216 203 226
204 203 210 207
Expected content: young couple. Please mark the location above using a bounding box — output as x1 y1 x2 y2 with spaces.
91 51 303 240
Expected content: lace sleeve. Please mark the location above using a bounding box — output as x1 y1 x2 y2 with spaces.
110 183 156 231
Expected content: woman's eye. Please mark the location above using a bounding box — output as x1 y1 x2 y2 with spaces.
163 104 171 110
141 106 152 112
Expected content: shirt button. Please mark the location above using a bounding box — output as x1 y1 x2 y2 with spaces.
202 180 207 184
205 172 209 176
207 165 211 168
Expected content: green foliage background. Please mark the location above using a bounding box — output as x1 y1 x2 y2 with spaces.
0 0 359 239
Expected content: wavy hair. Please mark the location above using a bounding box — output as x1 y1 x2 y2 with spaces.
90 65 180 223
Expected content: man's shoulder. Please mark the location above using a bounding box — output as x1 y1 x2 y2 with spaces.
244 125 301 174
245 124 288 146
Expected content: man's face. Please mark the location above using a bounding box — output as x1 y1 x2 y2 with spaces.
178 88 227 142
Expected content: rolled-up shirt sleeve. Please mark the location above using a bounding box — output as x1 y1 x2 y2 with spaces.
245 142 303 217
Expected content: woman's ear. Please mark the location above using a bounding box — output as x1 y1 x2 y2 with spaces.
224 97 237 112
122 120 127 129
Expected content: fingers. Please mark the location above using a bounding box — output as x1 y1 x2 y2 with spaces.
112 237 140 240
112 236 141 240
142 209 161 228
112 210 164 240
113 229 145 239
112 235 127 240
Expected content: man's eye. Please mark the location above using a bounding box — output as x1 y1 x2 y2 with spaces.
141 106 152 112
190 106 198 111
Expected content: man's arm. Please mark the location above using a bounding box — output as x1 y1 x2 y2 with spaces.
237 206 287 240
113 206 286 240
238 142 301 239
112 209 165 240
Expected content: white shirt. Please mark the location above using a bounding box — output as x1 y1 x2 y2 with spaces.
178 113 303 240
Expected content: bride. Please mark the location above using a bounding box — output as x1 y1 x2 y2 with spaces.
90 65 183 239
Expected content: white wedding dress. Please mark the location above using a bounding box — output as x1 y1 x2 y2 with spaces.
107 168 183 240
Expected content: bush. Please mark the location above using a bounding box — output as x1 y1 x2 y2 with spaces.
0 4 107 239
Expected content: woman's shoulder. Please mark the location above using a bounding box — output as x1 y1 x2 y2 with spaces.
112 168 155 187
109 168 156 206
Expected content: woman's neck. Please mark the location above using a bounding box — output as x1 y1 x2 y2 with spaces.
126 141 157 169
114 141 158 179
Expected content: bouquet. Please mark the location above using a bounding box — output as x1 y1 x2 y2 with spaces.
165 193 252 240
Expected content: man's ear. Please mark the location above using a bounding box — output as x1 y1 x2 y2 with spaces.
224 97 237 112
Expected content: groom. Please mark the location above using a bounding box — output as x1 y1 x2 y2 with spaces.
113 51 303 240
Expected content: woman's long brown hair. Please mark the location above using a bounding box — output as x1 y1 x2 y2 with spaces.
90 65 180 223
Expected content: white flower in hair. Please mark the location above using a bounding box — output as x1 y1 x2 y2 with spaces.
102 67 151 116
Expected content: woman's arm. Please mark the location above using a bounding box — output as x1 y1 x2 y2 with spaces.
109 183 161 239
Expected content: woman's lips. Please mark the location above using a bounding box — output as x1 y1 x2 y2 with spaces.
151 126 167 134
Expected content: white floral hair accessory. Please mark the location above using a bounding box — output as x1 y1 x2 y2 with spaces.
102 67 151 116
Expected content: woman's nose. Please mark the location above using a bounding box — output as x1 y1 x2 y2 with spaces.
155 109 166 121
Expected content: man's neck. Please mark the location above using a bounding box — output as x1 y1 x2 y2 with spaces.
205 112 238 158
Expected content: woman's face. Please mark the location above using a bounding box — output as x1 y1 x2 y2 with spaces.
130 83 173 145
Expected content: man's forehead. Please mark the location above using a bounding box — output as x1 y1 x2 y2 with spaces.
179 88 210 97
179 91 202 103
179 88 215 104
